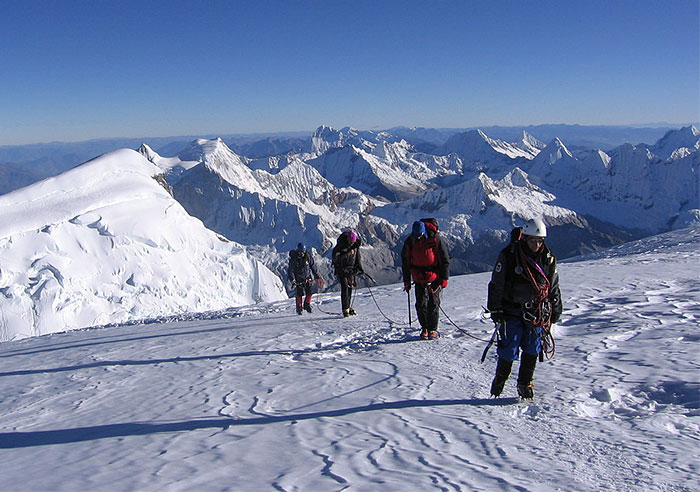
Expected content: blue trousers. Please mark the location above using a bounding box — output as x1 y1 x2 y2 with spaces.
496 315 542 361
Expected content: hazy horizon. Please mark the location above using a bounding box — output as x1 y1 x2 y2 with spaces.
2 121 698 148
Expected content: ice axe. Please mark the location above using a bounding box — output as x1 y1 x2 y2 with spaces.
480 320 503 363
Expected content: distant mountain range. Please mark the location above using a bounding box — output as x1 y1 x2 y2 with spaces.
0 124 694 195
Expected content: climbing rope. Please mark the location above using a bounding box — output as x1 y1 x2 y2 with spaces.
313 290 340 316
313 274 500 346
516 243 556 360
313 274 360 317
438 304 492 343
363 278 408 327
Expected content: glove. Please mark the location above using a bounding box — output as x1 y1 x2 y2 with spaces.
290 280 296 289
490 310 505 324
404 282 411 292
441 279 448 289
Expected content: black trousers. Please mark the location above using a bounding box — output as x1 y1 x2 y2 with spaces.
414 282 441 331
339 275 355 311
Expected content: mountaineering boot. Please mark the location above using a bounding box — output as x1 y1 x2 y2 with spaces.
517 382 534 399
348 307 356 316
517 352 538 399
428 330 438 340
296 306 303 315
490 358 513 397
304 303 312 313
343 309 350 318
420 329 428 340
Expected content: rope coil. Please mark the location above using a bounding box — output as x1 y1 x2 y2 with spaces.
516 245 556 360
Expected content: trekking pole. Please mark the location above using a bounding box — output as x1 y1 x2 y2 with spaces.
407 288 412 329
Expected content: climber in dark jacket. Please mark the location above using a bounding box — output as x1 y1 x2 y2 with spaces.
332 230 363 317
288 242 324 314
487 218 562 399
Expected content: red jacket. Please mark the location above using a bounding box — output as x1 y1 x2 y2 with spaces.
401 221 450 285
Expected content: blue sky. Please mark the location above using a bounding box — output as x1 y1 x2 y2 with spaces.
1 0 698 145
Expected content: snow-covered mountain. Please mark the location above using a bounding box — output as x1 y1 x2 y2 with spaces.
527 127 699 232
311 125 364 155
0 149 286 342
306 136 467 201
306 144 427 201
0 125 687 195
139 138 399 286
375 168 583 235
527 137 582 179
643 124 700 160
1 227 697 491
440 129 538 170
372 168 592 271
309 125 400 155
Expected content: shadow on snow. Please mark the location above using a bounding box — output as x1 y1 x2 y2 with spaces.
0 397 521 448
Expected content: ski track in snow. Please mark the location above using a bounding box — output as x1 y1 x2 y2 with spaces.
0 229 698 491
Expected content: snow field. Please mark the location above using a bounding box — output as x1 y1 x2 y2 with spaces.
0 228 697 491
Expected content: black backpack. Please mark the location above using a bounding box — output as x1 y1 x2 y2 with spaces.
289 249 311 277
419 217 440 239
420 217 439 230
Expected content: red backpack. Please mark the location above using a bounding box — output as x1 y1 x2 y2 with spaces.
408 218 441 283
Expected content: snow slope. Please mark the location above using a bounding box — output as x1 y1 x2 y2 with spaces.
0 149 286 341
0 227 697 491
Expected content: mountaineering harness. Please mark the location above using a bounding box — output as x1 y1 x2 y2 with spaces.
515 244 556 360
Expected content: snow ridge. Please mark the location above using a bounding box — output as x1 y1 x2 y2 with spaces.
0 149 285 341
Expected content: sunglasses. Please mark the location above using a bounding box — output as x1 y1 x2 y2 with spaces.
526 237 544 244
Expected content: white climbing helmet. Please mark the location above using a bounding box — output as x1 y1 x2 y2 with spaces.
522 218 547 237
